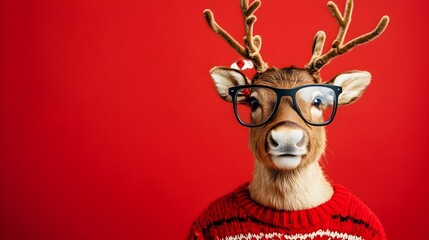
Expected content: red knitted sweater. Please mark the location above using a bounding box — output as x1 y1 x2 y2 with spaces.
188 183 385 240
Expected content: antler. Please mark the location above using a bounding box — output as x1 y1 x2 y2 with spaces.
203 0 268 73
307 0 390 73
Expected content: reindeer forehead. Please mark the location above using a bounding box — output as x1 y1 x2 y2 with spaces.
253 68 315 88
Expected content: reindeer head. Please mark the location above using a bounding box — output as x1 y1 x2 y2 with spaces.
204 0 389 171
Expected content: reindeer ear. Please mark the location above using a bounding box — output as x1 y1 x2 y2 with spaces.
209 67 249 102
327 71 371 105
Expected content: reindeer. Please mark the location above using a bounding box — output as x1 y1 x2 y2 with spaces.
189 0 389 239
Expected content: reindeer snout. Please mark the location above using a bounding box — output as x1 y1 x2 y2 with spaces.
267 122 308 156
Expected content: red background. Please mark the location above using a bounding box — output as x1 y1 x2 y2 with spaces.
1 0 428 239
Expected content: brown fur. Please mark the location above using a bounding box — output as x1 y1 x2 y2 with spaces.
249 67 325 169
247 67 331 210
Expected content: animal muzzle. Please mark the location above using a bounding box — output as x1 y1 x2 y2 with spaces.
267 121 308 170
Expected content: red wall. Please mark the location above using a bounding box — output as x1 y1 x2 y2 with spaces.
1 0 428 239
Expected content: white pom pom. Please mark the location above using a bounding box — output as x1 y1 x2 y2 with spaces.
230 59 253 70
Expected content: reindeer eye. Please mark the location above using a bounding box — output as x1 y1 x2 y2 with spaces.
313 97 323 108
248 97 260 111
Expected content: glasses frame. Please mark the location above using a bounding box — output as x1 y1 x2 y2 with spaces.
228 84 343 127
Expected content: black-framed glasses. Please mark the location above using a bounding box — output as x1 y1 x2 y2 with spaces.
228 84 342 127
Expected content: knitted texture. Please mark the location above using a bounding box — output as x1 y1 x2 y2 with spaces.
188 184 385 240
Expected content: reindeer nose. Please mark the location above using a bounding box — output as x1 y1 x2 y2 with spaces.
267 122 308 154
269 135 279 148
269 129 304 150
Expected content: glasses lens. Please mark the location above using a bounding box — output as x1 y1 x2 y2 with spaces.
234 86 277 126
295 86 337 125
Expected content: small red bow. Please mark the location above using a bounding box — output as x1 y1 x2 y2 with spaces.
241 88 251 97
